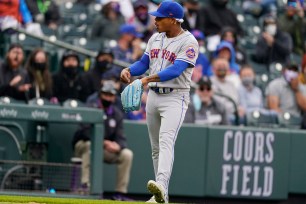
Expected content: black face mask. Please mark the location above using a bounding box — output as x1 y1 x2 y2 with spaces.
136 11 148 21
95 60 112 72
63 66 78 78
33 62 46 72
101 99 112 108
187 8 197 15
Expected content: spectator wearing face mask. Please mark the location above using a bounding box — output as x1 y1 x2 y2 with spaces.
238 65 264 119
253 15 293 65
181 0 204 33
210 57 239 120
25 48 53 100
79 49 115 102
266 64 303 116
52 51 83 103
128 0 155 42
278 0 305 55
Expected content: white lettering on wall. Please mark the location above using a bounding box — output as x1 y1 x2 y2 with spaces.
241 165 252 196
220 131 275 197
221 164 232 195
223 131 232 161
244 131 254 162
233 131 243 162
252 166 262 196
265 133 275 163
263 167 273 196
254 132 265 163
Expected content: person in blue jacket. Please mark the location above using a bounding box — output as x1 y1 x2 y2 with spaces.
211 40 240 74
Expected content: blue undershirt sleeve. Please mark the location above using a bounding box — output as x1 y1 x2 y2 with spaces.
129 54 150 76
157 61 190 82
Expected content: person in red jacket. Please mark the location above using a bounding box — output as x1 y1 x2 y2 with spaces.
0 0 43 35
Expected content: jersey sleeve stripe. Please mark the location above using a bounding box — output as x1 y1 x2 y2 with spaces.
144 52 149 56
175 58 195 66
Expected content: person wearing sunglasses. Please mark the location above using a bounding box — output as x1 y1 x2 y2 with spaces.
185 76 230 125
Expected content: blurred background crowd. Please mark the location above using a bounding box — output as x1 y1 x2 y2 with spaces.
1 0 306 129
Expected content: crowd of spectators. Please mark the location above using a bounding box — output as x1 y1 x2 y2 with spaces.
1 0 306 129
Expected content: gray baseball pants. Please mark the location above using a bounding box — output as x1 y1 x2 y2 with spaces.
146 89 190 196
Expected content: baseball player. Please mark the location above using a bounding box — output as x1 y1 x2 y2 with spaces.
120 1 199 203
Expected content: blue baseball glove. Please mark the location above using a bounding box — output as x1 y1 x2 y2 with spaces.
121 79 143 112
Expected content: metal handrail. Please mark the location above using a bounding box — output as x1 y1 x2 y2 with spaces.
214 92 240 126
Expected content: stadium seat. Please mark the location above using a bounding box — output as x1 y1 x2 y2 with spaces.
245 26 261 37
62 99 86 108
72 13 93 27
0 96 25 104
246 110 279 128
10 34 43 49
59 2 87 17
40 25 56 36
57 25 88 41
269 62 283 80
28 98 59 106
241 15 259 28
59 2 87 25
72 38 102 52
255 73 269 93
278 112 302 129
87 3 102 20
240 36 257 50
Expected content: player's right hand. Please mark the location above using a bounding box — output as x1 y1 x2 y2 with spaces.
120 68 131 84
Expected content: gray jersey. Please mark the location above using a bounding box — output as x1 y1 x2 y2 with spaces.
145 31 199 89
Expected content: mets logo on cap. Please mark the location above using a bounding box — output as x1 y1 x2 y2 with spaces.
186 47 196 59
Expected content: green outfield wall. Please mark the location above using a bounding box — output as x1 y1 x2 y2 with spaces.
0 103 306 201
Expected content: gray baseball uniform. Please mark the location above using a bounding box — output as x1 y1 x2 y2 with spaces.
144 30 199 196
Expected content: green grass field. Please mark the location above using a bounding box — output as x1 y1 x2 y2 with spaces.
0 195 147 204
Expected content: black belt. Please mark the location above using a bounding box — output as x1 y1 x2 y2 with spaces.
150 87 174 94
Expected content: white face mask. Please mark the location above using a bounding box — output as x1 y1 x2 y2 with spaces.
284 69 298 82
265 24 277 36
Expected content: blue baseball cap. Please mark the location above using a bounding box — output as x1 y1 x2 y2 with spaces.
149 0 184 22
119 24 143 38
191 29 205 40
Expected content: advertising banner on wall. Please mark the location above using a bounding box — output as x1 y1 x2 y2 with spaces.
205 126 291 200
